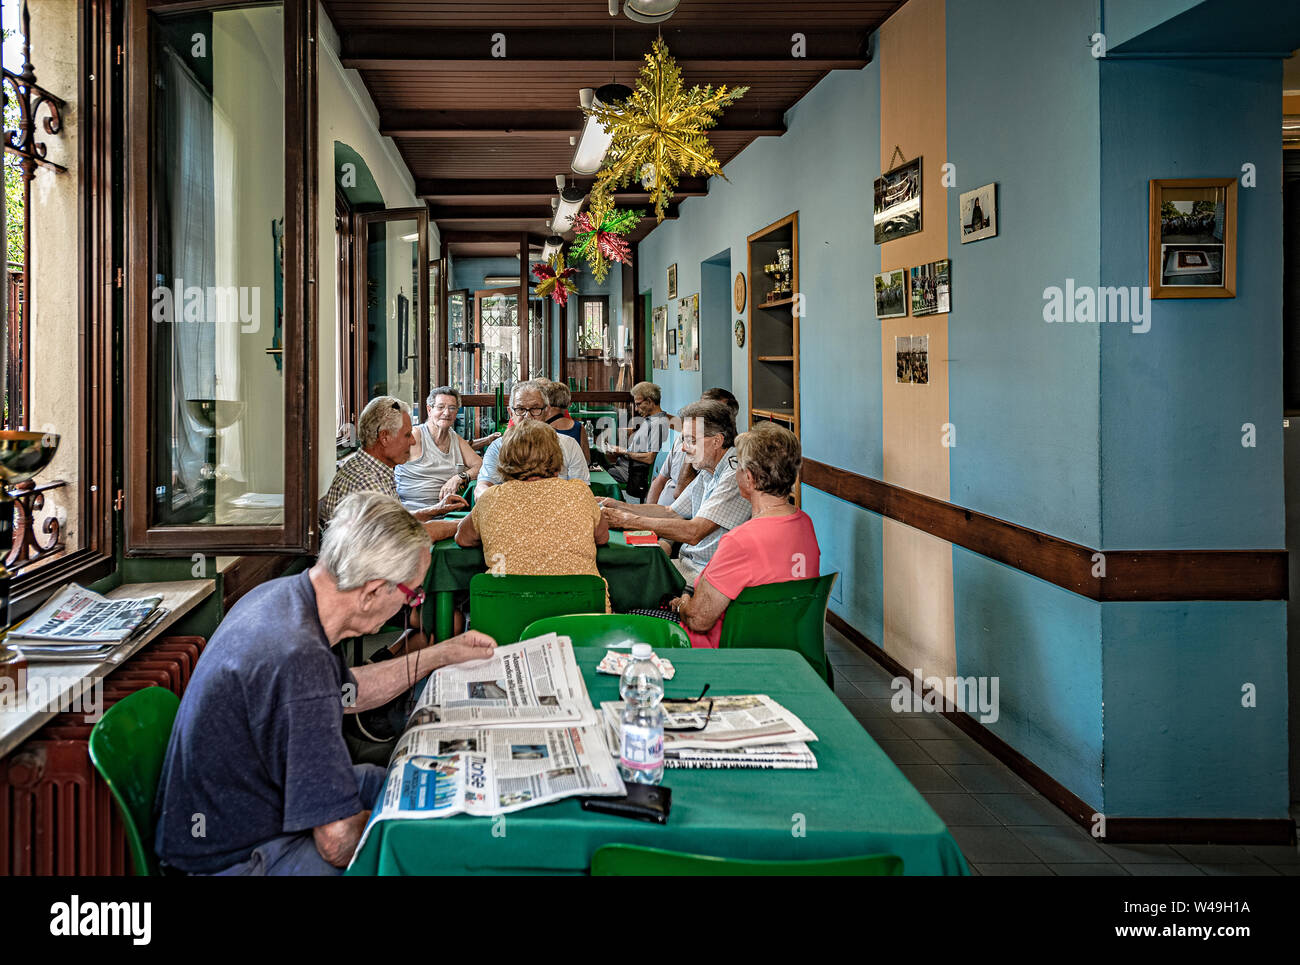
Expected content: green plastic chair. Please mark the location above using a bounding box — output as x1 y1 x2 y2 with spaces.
520 613 690 649
469 573 607 644
87 686 181 877
718 573 838 686
591 844 902 876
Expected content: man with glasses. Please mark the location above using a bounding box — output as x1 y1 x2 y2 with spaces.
602 381 671 489
155 492 495 875
475 380 590 498
321 396 467 540
396 386 484 511
600 399 751 585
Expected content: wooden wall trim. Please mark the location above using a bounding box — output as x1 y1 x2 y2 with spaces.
826 612 1295 845
803 459 1286 602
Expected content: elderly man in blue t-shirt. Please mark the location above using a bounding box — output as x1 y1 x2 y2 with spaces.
154 491 495 875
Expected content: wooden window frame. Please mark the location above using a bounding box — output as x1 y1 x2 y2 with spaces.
8 0 117 620
124 0 318 555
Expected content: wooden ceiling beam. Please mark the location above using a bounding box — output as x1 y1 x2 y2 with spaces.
418 177 708 202
341 27 869 66
429 203 679 223
380 109 786 139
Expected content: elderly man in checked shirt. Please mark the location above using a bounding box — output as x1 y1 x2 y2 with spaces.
598 399 752 586
321 396 467 541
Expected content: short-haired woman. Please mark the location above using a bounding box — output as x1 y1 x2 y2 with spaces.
541 380 591 464
673 422 820 647
455 420 610 610
396 386 484 510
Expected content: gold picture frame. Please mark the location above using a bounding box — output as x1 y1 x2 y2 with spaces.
1149 178 1236 299
667 263 678 299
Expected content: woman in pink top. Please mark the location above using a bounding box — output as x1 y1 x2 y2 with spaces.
671 422 819 648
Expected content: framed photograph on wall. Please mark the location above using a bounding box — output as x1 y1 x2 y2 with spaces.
652 305 668 368
667 263 678 299
874 157 921 245
667 329 677 354
1149 178 1236 298
874 269 908 319
678 294 700 371
959 182 997 243
910 259 950 316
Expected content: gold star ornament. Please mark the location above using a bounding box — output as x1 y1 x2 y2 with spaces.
587 37 748 222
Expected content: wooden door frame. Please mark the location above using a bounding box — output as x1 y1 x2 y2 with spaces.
351 206 430 422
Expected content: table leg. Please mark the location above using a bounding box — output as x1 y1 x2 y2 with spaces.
435 590 455 641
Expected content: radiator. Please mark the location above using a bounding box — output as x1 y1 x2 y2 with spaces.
0 636 207 876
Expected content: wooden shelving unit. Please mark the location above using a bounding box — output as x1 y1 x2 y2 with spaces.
747 212 800 439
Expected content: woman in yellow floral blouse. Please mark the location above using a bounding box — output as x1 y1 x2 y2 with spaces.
455 420 610 611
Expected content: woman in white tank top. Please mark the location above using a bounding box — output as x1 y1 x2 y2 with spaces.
396 387 483 510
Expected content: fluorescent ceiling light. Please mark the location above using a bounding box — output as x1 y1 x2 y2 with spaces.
571 83 633 175
541 235 565 261
623 0 680 24
552 177 586 233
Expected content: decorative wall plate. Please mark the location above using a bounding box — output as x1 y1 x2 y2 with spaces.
734 271 747 312
734 318 746 348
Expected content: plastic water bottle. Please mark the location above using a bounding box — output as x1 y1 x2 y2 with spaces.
618 643 665 785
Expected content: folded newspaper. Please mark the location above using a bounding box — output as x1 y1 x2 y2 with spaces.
9 583 163 647
599 694 819 770
407 633 598 729
348 636 626 866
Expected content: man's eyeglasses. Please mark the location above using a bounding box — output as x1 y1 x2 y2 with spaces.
395 582 425 608
511 405 546 417
663 683 713 732
431 404 459 413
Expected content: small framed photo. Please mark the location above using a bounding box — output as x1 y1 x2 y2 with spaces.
1149 178 1236 298
874 269 908 319
667 329 677 354
959 182 997 243
667 263 678 299
910 259 950 316
874 157 921 245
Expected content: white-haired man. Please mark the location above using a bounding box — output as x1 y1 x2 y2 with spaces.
320 395 467 538
603 381 671 487
475 380 590 498
154 492 496 875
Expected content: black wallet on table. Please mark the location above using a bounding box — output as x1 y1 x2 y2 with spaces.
579 784 672 824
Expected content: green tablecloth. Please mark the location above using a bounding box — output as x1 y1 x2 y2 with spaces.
587 469 622 500
347 648 970 876
423 530 683 639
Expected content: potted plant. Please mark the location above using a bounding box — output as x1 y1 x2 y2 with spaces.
578 326 604 358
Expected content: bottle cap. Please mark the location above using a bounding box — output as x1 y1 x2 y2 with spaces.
631 643 652 659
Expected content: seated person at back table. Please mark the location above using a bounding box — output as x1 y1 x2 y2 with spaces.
456 420 611 611
540 379 591 464
154 492 495 876
669 422 820 647
603 381 671 486
475 380 589 499
599 399 751 585
395 385 483 510
320 395 466 542
646 387 736 506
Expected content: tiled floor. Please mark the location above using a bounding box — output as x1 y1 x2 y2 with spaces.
824 623 1300 877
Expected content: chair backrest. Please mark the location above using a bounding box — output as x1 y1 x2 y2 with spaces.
591 844 902 876
469 573 607 644
624 460 651 499
87 686 181 877
520 613 690 650
718 573 838 685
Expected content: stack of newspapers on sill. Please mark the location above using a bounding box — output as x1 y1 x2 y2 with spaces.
600 693 820 770
351 635 625 860
6 583 168 661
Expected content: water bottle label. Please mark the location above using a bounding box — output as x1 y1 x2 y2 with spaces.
620 724 664 771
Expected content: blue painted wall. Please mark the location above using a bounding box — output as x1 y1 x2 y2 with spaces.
1101 601 1288 816
1099 58 1283 550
